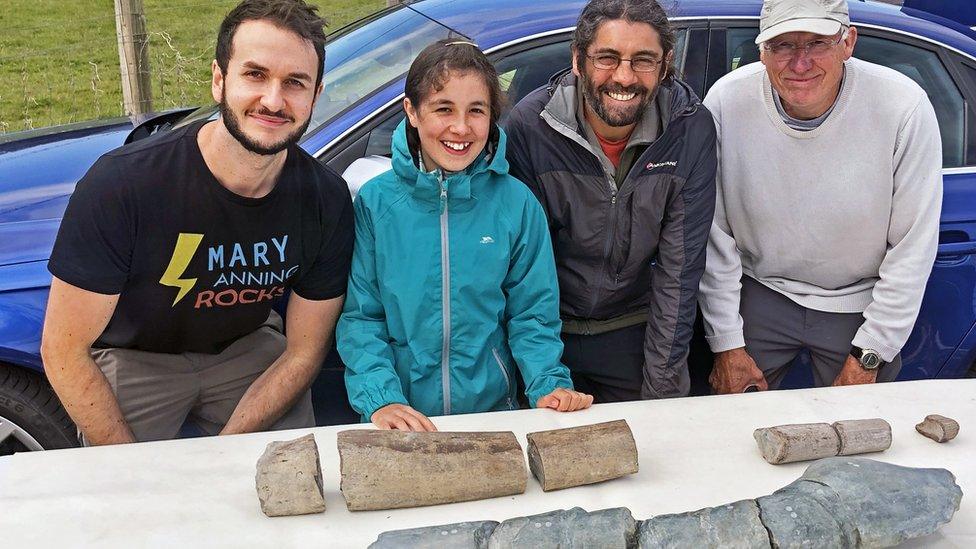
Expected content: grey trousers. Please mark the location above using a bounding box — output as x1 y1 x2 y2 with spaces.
741 276 902 389
85 312 314 444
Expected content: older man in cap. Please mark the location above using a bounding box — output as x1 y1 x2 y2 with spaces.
698 0 942 393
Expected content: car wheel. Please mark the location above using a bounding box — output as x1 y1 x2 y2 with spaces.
0 364 78 455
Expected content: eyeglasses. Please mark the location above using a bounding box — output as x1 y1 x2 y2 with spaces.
586 53 663 73
762 32 846 62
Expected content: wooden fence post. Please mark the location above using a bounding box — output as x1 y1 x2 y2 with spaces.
114 0 153 117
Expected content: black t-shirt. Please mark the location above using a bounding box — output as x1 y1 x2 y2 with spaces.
48 120 354 354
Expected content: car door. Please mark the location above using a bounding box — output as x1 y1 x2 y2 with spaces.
706 22 976 383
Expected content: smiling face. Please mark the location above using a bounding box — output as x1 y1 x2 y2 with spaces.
761 28 857 120
212 19 322 155
573 19 666 139
403 70 491 173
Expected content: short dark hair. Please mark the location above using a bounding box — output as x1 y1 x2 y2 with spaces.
404 38 505 127
216 0 328 88
573 0 677 82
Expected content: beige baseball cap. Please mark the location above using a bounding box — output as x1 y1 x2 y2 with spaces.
755 0 850 44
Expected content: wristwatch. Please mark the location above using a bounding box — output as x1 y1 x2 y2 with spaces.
850 346 885 370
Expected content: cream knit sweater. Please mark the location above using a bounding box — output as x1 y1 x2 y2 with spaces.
699 58 942 361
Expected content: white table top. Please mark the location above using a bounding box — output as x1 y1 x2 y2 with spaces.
1 379 973 548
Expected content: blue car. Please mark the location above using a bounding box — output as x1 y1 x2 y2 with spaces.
1 0 974 454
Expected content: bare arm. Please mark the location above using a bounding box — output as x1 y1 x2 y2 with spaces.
220 292 344 435
41 276 134 445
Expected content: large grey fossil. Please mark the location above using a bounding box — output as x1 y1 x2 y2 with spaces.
369 457 963 548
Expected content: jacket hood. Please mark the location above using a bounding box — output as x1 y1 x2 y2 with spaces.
390 118 510 201
544 70 702 133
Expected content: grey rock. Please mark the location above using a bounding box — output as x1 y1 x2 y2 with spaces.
255 433 326 517
758 457 963 547
487 507 637 549
369 521 498 549
916 414 960 443
637 499 769 548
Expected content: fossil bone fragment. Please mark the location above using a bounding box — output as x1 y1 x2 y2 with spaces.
254 434 326 517
916 414 960 443
638 499 769 548
755 458 961 547
337 429 527 511
754 418 890 464
526 419 638 491
487 507 636 548
833 418 891 456
370 458 962 549
369 521 499 549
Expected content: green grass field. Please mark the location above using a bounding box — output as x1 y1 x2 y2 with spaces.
0 0 384 134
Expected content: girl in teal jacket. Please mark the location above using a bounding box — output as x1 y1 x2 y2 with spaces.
337 39 592 430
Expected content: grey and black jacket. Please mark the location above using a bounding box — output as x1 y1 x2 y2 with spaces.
504 72 717 399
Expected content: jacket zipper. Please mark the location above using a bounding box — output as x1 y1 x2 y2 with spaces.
589 176 619 314
490 347 515 409
590 104 702 315
439 173 452 415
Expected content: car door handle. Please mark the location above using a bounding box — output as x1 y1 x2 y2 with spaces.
937 242 976 256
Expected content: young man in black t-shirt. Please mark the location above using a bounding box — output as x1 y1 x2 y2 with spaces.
41 0 353 445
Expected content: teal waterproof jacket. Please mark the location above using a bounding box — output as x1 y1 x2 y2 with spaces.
338 120 573 421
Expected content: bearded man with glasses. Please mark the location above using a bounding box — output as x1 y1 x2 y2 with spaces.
699 0 942 393
505 0 717 403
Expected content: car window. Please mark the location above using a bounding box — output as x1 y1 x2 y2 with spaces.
727 28 762 71
718 27 966 168
963 64 976 166
854 35 965 168
308 8 454 132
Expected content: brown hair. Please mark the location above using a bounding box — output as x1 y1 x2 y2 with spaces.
216 0 328 88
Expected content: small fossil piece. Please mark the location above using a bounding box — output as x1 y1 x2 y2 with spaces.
255 433 326 517
833 418 891 456
753 423 839 464
526 419 638 491
754 419 891 464
916 414 960 443
337 429 526 511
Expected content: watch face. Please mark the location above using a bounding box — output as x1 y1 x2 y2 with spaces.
862 352 881 369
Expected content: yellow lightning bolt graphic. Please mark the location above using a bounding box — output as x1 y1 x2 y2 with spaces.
159 233 204 306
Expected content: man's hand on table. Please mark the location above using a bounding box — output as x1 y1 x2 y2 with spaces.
831 354 879 386
536 388 594 411
710 347 769 394
371 403 438 432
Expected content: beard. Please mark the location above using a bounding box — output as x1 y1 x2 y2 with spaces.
579 71 654 128
218 92 311 156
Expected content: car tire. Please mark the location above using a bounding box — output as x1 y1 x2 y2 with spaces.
0 364 78 455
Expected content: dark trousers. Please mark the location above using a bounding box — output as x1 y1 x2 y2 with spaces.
561 324 645 403
741 276 902 388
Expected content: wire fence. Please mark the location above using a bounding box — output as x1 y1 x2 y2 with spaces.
0 0 383 135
